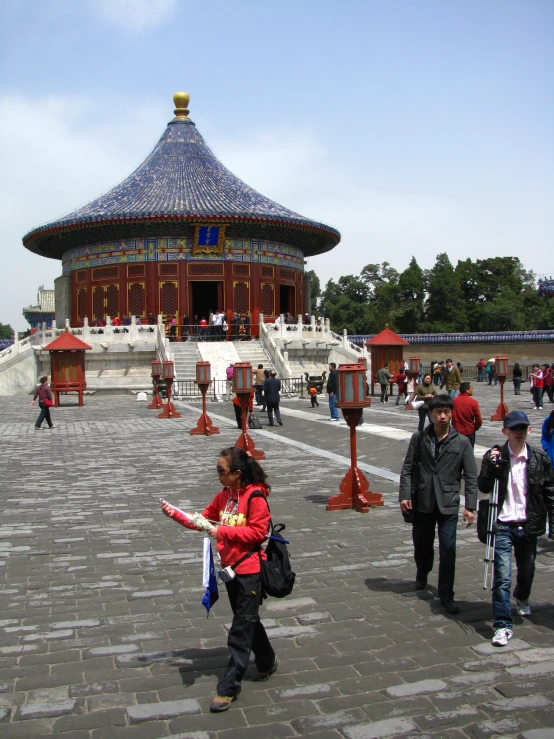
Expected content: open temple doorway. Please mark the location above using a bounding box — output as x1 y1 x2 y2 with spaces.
279 284 295 317
190 281 223 321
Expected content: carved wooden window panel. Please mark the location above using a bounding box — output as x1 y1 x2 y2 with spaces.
160 281 178 316
77 271 87 283
93 287 104 320
128 264 145 278
280 267 295 281
233 264 249 276
92 266 118 280
233 282 249 314
77 289 87 320
188 263 224 275
159 263 178 276
261 283 274 316
261 266 274 278
128 283 145 318
106 284 119 318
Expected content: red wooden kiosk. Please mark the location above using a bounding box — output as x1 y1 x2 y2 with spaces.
43 331 92 407
365 325 409 397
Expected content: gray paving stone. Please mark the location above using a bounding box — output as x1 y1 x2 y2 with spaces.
18 698 76 719
343 717 419 738
506 661 554 677
522 730 554 739
483 694 552 712
127 699 201 723
386 678 448 697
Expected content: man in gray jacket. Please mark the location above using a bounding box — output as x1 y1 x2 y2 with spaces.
399 395 477 614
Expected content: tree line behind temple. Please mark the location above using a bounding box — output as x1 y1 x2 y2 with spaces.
308 255 554 335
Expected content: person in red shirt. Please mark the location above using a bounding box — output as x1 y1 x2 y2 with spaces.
232 392 253 428
394 367 408 406
530 364 544 409
161 447 276 711
199 316 208 341
452 382 483 448
543 363 553 405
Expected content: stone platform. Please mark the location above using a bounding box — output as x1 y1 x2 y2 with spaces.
0 381 553 738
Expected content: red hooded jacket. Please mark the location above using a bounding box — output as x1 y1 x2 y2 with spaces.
202 483 270 574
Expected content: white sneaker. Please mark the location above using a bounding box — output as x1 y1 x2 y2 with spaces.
533 406 538 410
491 627 514 647
516 599 532 616
539 407 544 410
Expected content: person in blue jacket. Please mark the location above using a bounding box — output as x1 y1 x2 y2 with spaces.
542 410 554 466
541 410 554 540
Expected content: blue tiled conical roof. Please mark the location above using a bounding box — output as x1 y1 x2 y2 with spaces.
23 95 340 259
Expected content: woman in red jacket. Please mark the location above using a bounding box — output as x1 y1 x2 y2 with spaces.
162 446 276 712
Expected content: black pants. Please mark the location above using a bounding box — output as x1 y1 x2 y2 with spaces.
462 432 475 448
217 573 275 698
380 384 388 402
254 384 263 405
234 404 243 429
310 395 319 407
267 402 281 425
412 508 458 600
36 402 53 428
417 406 429 432
545 385 554 403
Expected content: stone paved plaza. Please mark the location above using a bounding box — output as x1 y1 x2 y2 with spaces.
1 381 554 739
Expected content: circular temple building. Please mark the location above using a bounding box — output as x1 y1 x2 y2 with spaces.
23 92 340 333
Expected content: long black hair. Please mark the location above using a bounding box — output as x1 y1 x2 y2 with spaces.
220 447 270 491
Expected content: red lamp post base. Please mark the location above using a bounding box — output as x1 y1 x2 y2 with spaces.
490 377 508 421
491 403 509 422
234 393 265 459
148 376 163 409
191 384 219 435
157 379 181 419
326 407 383 513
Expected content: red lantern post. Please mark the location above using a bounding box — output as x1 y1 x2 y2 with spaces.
405 355 420 411
491 355 509 422
158 361 181 419
327 363 383 513
148 359 163 409
190 362 220 435
233 362 264 460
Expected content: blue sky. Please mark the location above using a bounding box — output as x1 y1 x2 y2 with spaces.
1 0 552 330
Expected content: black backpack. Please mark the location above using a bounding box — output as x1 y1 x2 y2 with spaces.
233 491 295 598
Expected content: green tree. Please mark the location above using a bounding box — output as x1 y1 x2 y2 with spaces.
0 323 14 339
423 253 467 332
394 257 425 333
319 276 372 333
306 270 321 315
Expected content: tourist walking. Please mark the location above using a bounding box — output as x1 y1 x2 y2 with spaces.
479 411 554 646
440 359 463 398
512 362 523 395
161 447 277 711
309 386 319 408
543 363 553 404
394 366 408 406
263 370 282 426
31 375 55 430
225 364 234 402
327 362 339 420
414 374 436 432
452 382 482 448
377 363 392 404
254 364 265 406
476 359 485 382
530 364 544 409
541 410 554 469
399 395 477 614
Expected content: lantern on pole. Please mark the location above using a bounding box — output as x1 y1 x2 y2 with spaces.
148 359 163 409
326 363 383 513
405 355 421 411
190 362 219 435
233 362 264 460
158 360 181 419
491 355 509 422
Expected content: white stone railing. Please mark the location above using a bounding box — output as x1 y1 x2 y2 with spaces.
155 319 173 363
259 315 293 379
330 329 367 360
0 334 35 365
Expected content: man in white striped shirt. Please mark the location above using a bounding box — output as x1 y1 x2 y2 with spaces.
478 411 554 647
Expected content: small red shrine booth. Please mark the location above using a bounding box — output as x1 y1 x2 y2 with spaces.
43 332 92 407
366 325 409 396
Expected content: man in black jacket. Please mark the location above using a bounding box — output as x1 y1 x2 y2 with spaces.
327 363 339 421
399 395 477 614
263 370 282 426
478 410 554 647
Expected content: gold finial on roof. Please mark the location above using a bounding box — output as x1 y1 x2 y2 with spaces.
173 91 190 119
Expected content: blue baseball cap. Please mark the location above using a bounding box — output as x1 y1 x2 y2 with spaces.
503 411 530 429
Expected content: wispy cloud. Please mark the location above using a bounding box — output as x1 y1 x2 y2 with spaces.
92 0 177 33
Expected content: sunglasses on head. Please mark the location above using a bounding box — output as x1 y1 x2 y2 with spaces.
509 424 528 431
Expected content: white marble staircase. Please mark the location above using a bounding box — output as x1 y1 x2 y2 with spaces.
171 342 203 380
233 340 275 372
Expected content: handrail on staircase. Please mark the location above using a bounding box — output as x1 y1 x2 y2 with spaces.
258 315 292 379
